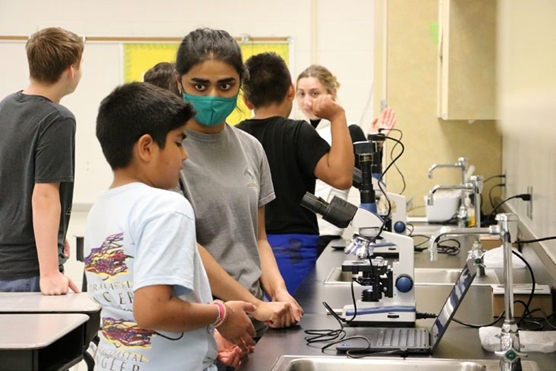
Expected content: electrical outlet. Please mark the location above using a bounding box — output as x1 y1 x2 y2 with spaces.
527 185 533 220
501 168 507 200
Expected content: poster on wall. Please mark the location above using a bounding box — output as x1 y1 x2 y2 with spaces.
123 41 291 124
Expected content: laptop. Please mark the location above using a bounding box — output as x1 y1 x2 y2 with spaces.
336 260 477 354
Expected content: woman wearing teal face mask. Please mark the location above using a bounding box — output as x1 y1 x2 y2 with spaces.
175 28 304 346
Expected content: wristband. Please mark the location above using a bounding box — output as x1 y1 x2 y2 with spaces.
213 300 228 328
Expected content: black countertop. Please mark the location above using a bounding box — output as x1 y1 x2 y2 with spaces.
239 237 556 371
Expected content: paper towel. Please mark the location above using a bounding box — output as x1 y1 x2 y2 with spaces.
479 326 556 353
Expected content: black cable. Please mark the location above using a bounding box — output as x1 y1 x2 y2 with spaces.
374 134 405 241
482 174 505 209
153 331 184 341
512 250 536 323
514 301 544 331
436 238 461 255
416 311 437 319
483 174 506 184
410 231 431 252
452 311 506 329
488 183 505 209
452 250 535 329
518 235 556 244
380 128 406 195
481 193 531 226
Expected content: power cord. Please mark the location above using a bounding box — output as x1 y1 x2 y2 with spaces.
452 250 537 330
488 183 506 210
483 174 506 209
481 193 531 226
380 128 406 195
517 235 556 244
374 134 405 241
416 311 437 319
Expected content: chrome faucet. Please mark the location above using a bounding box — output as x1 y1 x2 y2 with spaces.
427 158 470 228
429 213 524 371
428 157 468 183
428 176 487 273
427 183 470 228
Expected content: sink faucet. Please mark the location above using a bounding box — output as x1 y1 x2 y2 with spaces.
429 213 524 371
427 183 470 228
428 157 468 183
427 157 470 229
428 176 487 274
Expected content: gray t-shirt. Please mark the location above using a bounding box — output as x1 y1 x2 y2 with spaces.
0 91 75 280
180 124 275 332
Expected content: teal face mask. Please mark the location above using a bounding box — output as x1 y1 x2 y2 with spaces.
182 93 237 126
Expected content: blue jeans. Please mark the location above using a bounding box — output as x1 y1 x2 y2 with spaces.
268 233 318 295
0 276 41 292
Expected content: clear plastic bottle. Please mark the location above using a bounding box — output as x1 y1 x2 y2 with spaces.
465 195 475 227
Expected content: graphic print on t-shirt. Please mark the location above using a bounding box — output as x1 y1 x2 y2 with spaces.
85 232 133 279
101 317 155 349
86 231 156 362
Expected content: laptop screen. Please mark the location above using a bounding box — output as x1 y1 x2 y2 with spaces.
429 261 477 352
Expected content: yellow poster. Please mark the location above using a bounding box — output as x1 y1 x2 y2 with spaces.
123 42 290 124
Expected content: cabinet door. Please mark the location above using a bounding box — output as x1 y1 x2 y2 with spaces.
438 0 497 120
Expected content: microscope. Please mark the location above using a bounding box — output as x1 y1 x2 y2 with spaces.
301 140 416 326
353 133 408 236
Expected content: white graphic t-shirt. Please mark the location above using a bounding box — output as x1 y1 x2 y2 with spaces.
85 183 217 371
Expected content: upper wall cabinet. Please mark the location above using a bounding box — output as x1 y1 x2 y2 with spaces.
437 0 497 120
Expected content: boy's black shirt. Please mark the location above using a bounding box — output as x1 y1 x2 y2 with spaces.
237 116 330 235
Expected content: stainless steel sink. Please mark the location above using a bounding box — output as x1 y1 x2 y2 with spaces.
270 355 540 371
324 267 499 285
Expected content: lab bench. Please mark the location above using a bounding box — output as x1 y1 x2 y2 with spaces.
238 237 556 371
0 313 88 371
0 293 101 371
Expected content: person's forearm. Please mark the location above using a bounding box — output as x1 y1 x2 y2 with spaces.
134 286 219 332
198 244 262 306
258 239 288 300
32 184 62 277
328 113 354 188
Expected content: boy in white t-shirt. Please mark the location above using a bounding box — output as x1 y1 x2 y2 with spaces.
85 82 256 371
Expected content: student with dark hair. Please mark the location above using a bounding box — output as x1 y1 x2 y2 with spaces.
175 29 303 341
0 27 84 295
86 82 256 370
143 61 180 96
236 52 354 294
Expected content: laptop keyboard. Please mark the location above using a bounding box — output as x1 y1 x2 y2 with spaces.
374 328 429 348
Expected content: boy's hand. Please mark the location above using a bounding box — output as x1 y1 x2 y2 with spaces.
218 301 257 352
215 330 253 368
40 272 79 295
312 94 345 122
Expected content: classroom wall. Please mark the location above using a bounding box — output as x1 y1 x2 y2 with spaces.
373 0 502 217
0 0 375 286
0 0 375 207
498 1 556 263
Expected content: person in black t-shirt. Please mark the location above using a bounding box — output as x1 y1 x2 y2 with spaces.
296 64 397 256
236 52 353 294
0 27 84 295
